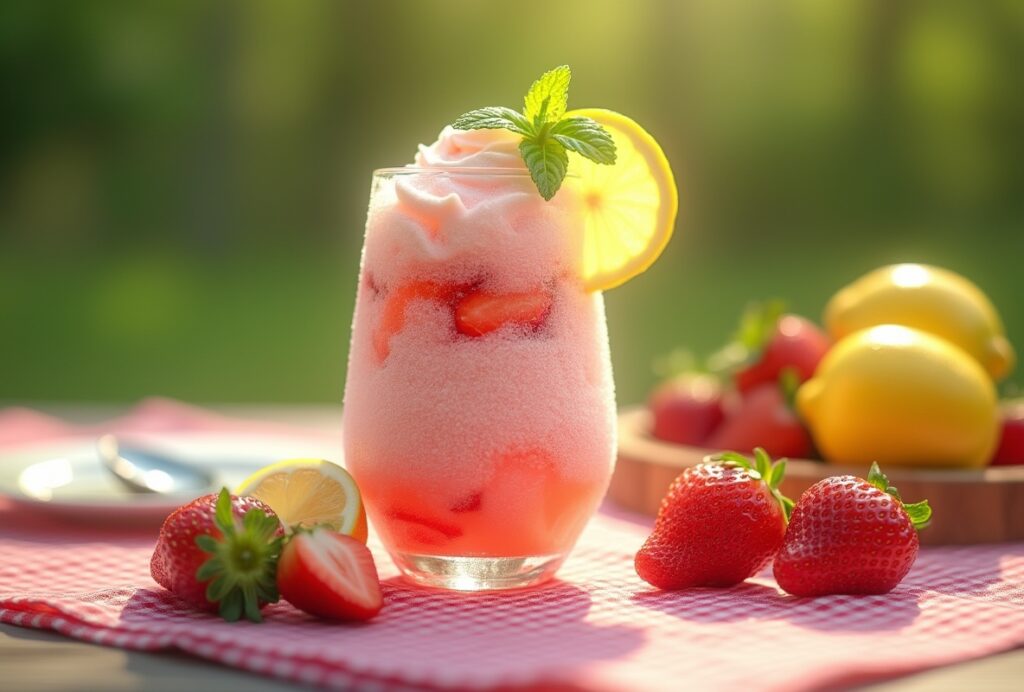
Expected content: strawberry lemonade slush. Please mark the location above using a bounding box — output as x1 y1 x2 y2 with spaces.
342 67 676 589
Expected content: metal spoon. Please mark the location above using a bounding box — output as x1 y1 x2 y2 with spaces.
97 434 215 494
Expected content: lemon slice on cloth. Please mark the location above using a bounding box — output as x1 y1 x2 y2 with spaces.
236 459 368 542
565 108 678 292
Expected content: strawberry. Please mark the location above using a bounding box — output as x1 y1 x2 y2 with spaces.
635 449 793 590
706 379 814 459
734 314 830 394
277 527 383 621
709 301 829 394
649 373 727 446
454 288 552 337
150 488 284 621
991 400 1024 466
773 463 932 597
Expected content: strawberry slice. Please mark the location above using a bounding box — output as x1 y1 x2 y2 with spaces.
454 288 552 337
389 509 463 540
373 280 455 361
277 527 383 621
449 491 482 513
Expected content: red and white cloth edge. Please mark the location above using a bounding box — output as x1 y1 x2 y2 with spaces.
2 401 1024 691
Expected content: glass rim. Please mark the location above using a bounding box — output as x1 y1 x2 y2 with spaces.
373 166 577 178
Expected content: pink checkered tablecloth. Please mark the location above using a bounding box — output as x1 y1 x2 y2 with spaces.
2 401 1024 690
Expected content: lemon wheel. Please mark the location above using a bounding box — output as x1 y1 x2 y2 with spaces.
565 108 678 292
235 459 368 542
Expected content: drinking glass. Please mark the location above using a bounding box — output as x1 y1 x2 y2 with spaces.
343 167 615 590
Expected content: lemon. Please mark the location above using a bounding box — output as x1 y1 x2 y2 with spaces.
235 459 368 541
797 324 999 469
564 108 678 292
825 263 1015 381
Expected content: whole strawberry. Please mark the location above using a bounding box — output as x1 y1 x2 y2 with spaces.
151 488 284 621
635 448 793 589
773 463 931 597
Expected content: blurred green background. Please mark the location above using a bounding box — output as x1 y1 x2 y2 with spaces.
2 0 1023 406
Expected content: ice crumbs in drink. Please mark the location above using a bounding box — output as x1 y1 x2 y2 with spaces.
345 147 613 580
342 66 678 590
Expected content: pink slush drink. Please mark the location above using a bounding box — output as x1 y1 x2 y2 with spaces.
342 127 616 589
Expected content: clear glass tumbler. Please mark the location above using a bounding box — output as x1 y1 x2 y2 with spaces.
342 167 615 590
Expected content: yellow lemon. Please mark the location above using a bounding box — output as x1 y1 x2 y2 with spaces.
564 108 678 292
824 263 1015 381
797 324 999 468
236 459 368 541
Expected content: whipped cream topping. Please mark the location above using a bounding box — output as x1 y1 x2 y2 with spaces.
360 124 582 293
414 126 526 170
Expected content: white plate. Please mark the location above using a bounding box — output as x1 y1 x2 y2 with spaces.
0 431 343 524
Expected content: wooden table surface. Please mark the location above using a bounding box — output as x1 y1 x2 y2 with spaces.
1 403 1021 691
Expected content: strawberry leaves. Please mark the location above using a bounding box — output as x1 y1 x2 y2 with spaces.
902 500 933 530
709 447 795 521
867 462 933 530
194 488 283 622
707 300 786 375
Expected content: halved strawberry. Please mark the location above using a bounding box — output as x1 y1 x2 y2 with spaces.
454 288 552 337
277 527 383 621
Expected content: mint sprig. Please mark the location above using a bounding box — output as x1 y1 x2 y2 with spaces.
452 65 617 200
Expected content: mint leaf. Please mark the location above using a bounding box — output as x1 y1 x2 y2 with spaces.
519 136 568 201
450 66 616 200
453 106 532 136
551 117 617 164
524 65 571 125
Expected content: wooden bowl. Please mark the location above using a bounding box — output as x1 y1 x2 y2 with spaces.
611 406 1024 545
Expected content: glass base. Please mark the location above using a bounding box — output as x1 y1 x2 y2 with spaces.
391 552 565 591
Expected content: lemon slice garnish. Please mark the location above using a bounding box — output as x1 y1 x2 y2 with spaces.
565 108 678 292
235 459 368 542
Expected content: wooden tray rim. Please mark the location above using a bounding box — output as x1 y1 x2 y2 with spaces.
617 406 1024 484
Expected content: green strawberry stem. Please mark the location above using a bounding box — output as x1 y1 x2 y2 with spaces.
778 366 801 412
867 462 933 530
195 488 283 623
707 300 786 375
651 348 705 378
708 447 795 521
